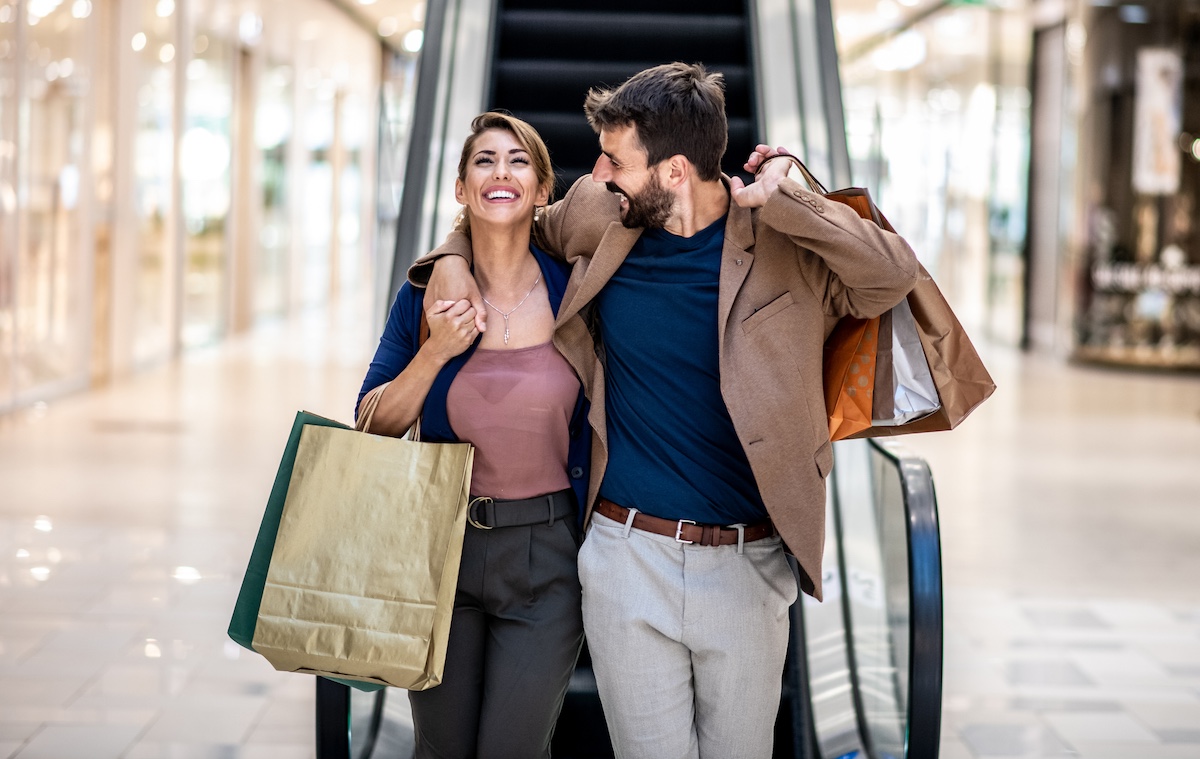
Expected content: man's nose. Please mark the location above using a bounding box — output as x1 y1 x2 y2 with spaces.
591 156 610 182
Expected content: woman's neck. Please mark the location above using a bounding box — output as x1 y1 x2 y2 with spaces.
472 222 538 296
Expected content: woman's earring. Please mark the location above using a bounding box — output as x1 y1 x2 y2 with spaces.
534 206 543 223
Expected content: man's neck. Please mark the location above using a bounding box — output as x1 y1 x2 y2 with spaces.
663 179 731 237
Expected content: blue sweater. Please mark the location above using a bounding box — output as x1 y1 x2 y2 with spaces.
357 245 591 513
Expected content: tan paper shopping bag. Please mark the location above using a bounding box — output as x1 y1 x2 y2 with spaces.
781 159 996 440
251 419 473 690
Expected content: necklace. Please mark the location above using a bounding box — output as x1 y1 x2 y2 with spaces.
481 273 541 345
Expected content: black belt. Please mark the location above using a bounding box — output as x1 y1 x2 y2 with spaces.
467 489 575 530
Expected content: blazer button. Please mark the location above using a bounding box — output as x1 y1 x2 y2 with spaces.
570 466 584 479
736 259 743 266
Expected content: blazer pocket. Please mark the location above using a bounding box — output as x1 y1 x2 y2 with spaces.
814 440 834 479
741 292 795 334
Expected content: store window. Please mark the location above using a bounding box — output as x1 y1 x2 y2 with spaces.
0 1 17 407
130 0 177 364
255 59 293 321
1074 2 1200 368
180 13 234 347
4 0 95 405
833 0 1032 344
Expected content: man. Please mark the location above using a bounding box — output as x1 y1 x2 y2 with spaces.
413 62 919 758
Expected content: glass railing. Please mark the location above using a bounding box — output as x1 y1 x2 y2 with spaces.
316 437 943 759
795 438 944 759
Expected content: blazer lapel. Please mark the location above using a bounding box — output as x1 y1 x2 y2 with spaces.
717 189 755 341
557 221 642 325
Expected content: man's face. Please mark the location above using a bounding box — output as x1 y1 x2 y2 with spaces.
592 125 675 229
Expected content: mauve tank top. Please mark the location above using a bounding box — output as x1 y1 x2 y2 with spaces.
446 341 580 500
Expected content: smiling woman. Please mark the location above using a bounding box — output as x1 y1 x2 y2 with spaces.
355 112 590 759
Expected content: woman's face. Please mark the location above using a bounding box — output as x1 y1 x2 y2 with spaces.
455 128 550 231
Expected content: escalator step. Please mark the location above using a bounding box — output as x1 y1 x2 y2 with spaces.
497 11 748 64
505 0 745 14
502 111 755 170
492 60 754 117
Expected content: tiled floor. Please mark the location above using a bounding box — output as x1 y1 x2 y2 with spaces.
1 298 1198 759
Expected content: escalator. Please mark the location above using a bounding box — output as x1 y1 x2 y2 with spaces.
488 0 757 197
321 0 944 756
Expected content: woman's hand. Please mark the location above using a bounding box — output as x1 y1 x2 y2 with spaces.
423 299 480 364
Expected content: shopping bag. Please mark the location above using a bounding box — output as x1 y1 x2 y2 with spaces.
781 159 995 439
823 315 880 440
230 411 388 691
249 389 473 690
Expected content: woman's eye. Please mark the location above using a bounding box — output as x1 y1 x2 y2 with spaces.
512 156 529 165
474 156 493 165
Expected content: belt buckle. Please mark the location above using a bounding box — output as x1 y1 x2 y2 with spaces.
674 519 697 544
467 497 494 530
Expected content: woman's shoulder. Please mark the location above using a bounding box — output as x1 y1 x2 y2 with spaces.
530 243 571 281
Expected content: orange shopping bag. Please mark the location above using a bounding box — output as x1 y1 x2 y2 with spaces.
823 315 880 440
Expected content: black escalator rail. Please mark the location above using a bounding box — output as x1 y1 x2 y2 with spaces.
489 0 756 198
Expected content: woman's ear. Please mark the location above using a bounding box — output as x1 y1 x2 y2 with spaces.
535 183 551 207
454 178 465 205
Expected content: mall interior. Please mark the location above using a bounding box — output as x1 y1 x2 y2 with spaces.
1 0 1199 756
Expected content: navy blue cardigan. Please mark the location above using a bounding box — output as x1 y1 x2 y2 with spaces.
357 245 591 511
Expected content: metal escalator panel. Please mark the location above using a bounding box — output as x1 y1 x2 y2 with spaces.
489 0 757 198
805 438 943 759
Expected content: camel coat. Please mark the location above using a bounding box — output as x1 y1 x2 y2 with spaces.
412 175 920 599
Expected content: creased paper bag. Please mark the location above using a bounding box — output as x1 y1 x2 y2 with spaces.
251 424 473 690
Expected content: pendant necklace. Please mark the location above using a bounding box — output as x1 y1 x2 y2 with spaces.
481 273 541 345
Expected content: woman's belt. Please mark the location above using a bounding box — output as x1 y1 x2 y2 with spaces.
467 489 575 530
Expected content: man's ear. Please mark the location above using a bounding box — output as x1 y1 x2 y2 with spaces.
663 155 690 189
454 178 465 205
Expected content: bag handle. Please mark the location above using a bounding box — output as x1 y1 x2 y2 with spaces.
754 153 829 196
356 310 429 441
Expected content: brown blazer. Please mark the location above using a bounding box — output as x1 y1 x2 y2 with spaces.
413 175 920 599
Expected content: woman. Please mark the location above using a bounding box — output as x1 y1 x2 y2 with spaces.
356 112 589 759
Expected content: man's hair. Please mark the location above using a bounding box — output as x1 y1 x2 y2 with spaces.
583 62 727 182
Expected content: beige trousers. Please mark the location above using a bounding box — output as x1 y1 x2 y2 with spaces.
579 511 798 759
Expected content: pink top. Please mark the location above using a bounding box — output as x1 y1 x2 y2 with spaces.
446 341 580 500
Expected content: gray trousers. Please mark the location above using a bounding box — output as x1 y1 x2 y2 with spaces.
408 515 584 759
579 511 798 759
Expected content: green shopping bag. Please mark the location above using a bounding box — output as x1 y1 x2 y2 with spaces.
228 410 385 692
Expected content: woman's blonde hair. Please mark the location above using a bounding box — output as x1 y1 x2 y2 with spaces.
455 112 555 240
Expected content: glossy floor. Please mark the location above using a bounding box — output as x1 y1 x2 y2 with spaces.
1 298 1198 759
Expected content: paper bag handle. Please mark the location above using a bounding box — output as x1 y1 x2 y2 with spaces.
754 153 829 196
356 310 429 440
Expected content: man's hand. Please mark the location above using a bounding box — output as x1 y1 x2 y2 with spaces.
423 299 479 363
424 255 487 332
730 144 796 209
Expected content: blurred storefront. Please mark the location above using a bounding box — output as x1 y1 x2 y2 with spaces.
0 0 424 413
831 0 1034 347
1049 0 1200 369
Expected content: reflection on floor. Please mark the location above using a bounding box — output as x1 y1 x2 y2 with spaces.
1 301 1198 759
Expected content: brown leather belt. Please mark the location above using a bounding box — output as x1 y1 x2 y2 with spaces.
595 499 775 547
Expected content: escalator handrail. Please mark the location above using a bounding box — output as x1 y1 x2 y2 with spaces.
387 0 452 308
867 439 944 759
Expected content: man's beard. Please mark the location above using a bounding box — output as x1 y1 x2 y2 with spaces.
607 175 675 229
